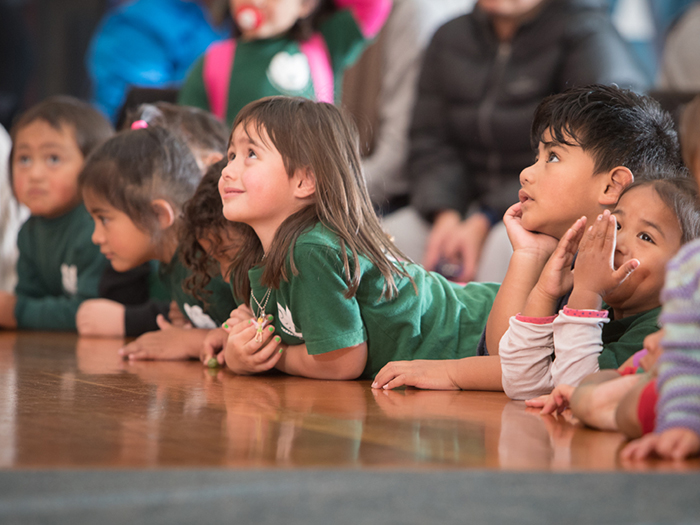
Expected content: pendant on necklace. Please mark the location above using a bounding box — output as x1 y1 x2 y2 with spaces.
253 316 269 343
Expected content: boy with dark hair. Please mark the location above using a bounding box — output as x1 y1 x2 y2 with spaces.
372 84 684 391
0 96 114 330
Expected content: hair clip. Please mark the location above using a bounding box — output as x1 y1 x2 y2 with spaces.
131 120 149 130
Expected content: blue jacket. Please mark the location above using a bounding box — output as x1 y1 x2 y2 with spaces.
87 0 230 121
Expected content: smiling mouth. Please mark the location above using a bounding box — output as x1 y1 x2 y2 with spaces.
221 188 243 198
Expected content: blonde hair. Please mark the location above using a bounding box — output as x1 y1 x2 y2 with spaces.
228 97 415 303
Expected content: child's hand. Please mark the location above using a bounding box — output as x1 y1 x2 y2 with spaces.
503 202 559 257
118 317 207 360
0 291 18 328
371 360 461 390
620 428 700 461
640 329 664 372
76 299 126 337
525 384 575 415
223 317 284 375
226 304 255 326
569 210 639 310
524 217 586 316
201 327 229 366
168 301 192 328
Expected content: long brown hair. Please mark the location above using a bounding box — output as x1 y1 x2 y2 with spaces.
228 96 414 304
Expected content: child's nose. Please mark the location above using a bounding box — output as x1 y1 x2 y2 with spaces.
91 224 104 245
519 163 535 185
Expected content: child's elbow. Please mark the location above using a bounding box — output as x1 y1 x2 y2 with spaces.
322 343 367 381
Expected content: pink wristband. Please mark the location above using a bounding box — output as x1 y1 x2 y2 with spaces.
562 306 608 319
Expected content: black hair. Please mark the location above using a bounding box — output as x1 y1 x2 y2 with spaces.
531 85 683 180
124 102 228 160
78 126 200 234
9 95 114 182
618 176 700 244
180 158 246 303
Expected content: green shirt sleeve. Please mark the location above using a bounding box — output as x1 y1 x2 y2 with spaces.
14 219 107 331
177 56 210 111
286 243 367 355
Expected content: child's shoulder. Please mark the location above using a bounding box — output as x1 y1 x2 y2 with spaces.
293 222 342 251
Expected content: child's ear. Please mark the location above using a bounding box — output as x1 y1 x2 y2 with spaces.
151 199 176 229
293 167 316 199
600 166 634 206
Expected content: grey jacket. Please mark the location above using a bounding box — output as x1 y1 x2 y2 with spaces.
408 0 648 221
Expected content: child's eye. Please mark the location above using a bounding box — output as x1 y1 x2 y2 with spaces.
46 154 61 166
615 220 621 230
227 151 236 162
247 149 257 159
638 232 655 244
15 155 31 166
547 152 559 163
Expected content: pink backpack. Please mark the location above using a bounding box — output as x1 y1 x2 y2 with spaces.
203 36 335 121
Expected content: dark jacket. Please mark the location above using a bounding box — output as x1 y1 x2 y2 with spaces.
408 0 648 221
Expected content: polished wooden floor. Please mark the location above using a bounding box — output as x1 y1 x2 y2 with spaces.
0 331 698 471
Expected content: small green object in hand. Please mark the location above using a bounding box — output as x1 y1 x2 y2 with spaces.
207 358 220 368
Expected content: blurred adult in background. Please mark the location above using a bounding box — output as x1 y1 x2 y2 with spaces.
609 0 696 84
0 0 33 130
399 0 648 283
362 0 474 213
86 0 231 122
657 1 700 91
0 124 29 293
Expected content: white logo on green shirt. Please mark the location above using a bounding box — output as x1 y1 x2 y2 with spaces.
61 264 78 295
267 51 310 94
183 303 217 329
277 302 303 339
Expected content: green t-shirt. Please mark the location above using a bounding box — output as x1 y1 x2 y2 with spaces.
598 306 661 369
158 248 238 328
248 223 499 379
14 204 107 331
178 10 367 125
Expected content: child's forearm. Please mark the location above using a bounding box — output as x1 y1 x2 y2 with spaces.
449 355 503 391
499 317 555 399
0 292 17 329
275 342 368 380
551 310 607 386
485 250 550 354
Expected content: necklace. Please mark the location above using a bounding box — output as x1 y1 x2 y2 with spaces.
251 287 272 342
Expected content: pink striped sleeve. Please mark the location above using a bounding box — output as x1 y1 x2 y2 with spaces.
334 0 392 38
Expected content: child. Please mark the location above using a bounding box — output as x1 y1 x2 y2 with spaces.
0 96 114 331
78 126 238 359
536 97 700 460
77 102 229 338
178 0 391 125
500 177 699 400
123 102 229 172
213 96 499 380
372 84 683 390
119 159 249 361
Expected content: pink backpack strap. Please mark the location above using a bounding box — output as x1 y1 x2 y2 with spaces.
299 35 334 104
203 39 236 120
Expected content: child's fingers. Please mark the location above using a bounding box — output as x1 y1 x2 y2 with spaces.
156 314 172 331
371 362 405 390
524 395 548 408
250 335 285 371
229 317 255 335
612 258 639 284
621 434 657 460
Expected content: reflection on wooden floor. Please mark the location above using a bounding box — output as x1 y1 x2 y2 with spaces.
0 332 698 471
